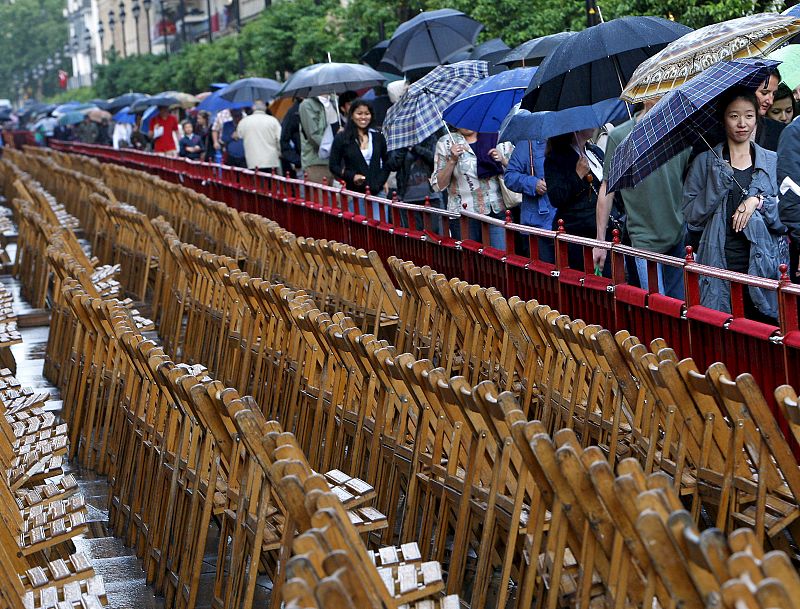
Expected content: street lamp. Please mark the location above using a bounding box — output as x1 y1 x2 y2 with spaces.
178 0 187 44
159 0 169 57
118 1 127 58
142 0 152 52
131 0 141 55
206 0 212 43
97 21 105 62
108 10 116 53
84 27 94 84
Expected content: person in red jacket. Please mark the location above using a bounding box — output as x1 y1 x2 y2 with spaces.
149 105 179 155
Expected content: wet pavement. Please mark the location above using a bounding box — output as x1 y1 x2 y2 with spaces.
4 273 274 609
6 275 166 609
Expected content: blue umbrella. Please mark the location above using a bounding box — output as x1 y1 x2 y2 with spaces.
57 111 87 126
210 82 229 90
522 17 693 112
383 60 488 151
607 58 779 193
113 106 137 124
499 98 629 144
442 67 537 133
784 4 800 18
382 9 484 73
782 5 800 42
53 102 95 116
140 106 159 133
197 90 250 115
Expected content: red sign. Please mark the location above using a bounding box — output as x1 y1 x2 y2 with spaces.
58 70 68 89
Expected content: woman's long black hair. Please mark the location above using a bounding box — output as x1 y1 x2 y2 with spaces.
341 98 374 142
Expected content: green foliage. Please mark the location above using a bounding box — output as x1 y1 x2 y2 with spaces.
81 0 792 99
46 86 97 103
0 0 70 100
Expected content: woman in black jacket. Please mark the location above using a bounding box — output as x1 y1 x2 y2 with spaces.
544 129 605 272
329 99 390 210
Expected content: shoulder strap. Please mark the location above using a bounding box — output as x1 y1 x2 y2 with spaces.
529 140 534 178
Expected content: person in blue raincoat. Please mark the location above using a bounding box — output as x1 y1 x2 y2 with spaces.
683 87 787 324
503 138 556 262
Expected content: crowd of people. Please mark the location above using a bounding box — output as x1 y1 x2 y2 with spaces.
14 62 800 326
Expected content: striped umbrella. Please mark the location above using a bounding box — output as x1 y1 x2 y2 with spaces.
383 60 488 151
621 13 800 103
608 58 779 192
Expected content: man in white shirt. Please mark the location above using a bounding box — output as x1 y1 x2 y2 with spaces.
236 100 282 171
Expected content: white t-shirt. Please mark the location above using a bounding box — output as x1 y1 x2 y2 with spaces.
360 132 373 165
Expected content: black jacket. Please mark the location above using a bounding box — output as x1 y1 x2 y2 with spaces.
280 101 302 169
329 129 390 194
755 117 786 152
778 118 800 242
544 143 604 235
386 131 441 202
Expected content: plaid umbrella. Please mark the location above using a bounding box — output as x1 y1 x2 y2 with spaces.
608 58 779 193
621 13 800 102
383 61 488 151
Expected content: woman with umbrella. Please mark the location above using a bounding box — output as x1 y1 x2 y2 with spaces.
544 129 606 272
149 105 179 155
683 86 785 323
430 127 514 249
328 99 390 217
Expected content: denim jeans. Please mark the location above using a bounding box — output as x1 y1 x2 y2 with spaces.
348 193 386 221
449 210 506 250
633 236 686 300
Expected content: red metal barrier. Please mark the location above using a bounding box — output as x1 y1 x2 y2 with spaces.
50 142 800 432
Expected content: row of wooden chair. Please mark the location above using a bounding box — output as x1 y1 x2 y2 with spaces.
8 150 114 235
49 278 398 609
139 219 800 605
12 150 403 342
18 146 800 609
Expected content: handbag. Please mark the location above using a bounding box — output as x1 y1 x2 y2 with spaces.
499 177 522 209
498 141 526 209
318 124 334 159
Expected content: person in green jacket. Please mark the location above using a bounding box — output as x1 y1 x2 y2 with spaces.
299 95 336 185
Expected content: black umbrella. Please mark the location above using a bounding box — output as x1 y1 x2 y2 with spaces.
218 78 282 103
382 9 484 73
521 17 692 112
107 93 148 113
498 31 576 67
129 96 179 113
469 38 510 63
362 40 390 69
